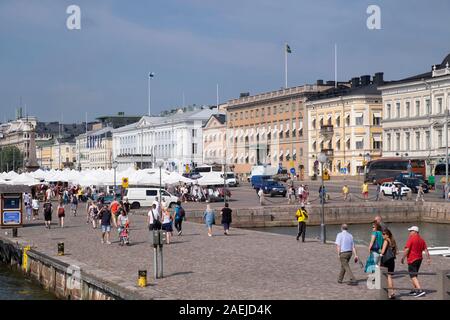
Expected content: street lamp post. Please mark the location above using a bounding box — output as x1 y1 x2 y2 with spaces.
318 152 327 244
112 161 118 196
445 109 449 201
157 160 164 209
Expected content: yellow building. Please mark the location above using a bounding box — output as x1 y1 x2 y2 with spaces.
226 83 333 179
37 140 77 169
306 74 384 177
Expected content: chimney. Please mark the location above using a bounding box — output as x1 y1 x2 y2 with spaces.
316 80 324 86
373 72 384 85
326 81 335 86
360 75 371 86
351 77 360 88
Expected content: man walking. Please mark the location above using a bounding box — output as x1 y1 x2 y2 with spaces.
220 202 233 235
335 224 359 285
342 185 350 202
174 201 185 236
375 183 381 201
416 185 425 203
401 226 431 297
99 205 112 244
258 188 265 206
295 206 308 242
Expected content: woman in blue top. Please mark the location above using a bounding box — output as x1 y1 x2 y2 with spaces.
365 223 383 273
203 204 215 237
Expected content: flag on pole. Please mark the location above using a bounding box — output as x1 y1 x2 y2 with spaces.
286 44 292 54
149 72 155 78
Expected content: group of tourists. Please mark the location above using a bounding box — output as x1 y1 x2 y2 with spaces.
335 215 431 299
166 183 231 203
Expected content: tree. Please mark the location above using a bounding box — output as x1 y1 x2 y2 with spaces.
0 146 24 172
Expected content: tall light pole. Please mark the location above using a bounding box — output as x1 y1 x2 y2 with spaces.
318 152 327 244
423 79 433 178
112 160 118 196
445 109 449 201
148 72 155 116
157 160 164 210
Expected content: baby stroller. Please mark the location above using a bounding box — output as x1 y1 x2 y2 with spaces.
118 222 130 246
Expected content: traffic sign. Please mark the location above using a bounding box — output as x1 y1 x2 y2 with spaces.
290 168 296 175
340 168 347 174
122 177 129 189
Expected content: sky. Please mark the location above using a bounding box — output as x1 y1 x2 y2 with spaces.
1 0 450 123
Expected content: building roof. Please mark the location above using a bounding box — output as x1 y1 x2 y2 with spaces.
307 83 382 102
380 53 450 87
212 114 226 124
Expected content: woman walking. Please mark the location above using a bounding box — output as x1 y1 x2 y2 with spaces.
57 201 65 228
43 200 52 229
365 223 383 273
161 207 173 244
203 204 215 237
380 229 398 299
70 194 78 216
32 197 39 220
220 203 232 235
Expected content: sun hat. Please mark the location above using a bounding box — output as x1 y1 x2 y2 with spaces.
408 226 419 232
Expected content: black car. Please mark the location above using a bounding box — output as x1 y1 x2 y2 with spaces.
395 174 429 193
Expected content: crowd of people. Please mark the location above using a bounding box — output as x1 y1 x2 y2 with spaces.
166 183 231 203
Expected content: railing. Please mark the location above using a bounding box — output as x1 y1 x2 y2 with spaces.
321 149 334 157
320 125 334 136
375 266 450 300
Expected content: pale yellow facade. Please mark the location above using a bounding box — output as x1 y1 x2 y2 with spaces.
307 95 383 177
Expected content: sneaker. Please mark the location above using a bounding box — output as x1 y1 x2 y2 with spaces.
101 239 105 244
408 290 418 296
415 290 426 298
178 231 182 236
347 281 358 286
208 233 212 237
106 241 112 245
337 280 343 284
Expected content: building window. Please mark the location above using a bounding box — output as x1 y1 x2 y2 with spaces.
386 104 391 119
192 129 197 138
255 109 259 117
346 139 350 150
415 132 420 150
416 101 420 116
356 139 364 150
396 103 400 118
426 131 430 150
261 108 265 117
245 111 248 119
373 140 381 150
312 119 316 129
438 130 442 148
336 116 340 127
292 129 296 137
373 115 381 125
396 133 401 150
345 115 350 126
336 139 341 151
426 99 431 115
438 98 443 114
405 132 410 151
300 148 303 156
267 107 271 115
312 141 316 151
240 112 243 120
192 143 198 154
387 134 391 151
355 115 364 126
273 106 277 115
319 118 324 127
406 102 410 118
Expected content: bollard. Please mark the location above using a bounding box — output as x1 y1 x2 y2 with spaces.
22 245 31 272
12 228 18 238
57 242 64 256
138 270 147 287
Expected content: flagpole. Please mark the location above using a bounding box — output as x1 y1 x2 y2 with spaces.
285 43 288 88
334 44 337 89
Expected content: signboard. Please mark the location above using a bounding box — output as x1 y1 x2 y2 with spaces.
340 168 347 174
3 196 21 210
122 177 129 189
290 168 296 175
2 211 21 225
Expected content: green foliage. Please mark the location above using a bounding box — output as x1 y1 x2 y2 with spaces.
0 146 24 172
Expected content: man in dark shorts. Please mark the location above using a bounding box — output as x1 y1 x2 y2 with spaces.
220 202 232 235
401 226 431 297
100 205 112 244
43 200 53 229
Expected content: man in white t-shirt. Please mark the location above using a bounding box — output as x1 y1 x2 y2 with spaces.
152 197 160 214
258 188 264 206
147 203 161 231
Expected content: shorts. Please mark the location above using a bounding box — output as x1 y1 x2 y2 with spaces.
363 192 369 196
162 223 173 232
408 259 422 278
101 225 111 233
44 212 52 221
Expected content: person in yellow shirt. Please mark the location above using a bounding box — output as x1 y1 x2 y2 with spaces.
342 185 350 201
295 206 309 242
362 182 369 200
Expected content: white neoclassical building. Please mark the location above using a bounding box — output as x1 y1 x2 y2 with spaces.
380 53 450 176
112 107 222 172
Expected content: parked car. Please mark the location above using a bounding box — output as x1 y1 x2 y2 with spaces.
220 172 239 187
380 182 411 196
251 175 286 197
124 188 179 209
394 174 429 193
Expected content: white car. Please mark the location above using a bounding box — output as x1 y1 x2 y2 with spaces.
124 188 179 209
380 182 411 196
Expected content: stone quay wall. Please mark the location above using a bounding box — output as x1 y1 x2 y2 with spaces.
0 237 143 300
136 201 450 228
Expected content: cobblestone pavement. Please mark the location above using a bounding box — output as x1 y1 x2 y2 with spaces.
10 208 450 300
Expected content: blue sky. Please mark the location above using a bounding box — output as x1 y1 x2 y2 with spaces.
1 0 450 122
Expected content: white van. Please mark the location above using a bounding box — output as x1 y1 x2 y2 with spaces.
124 188 179 209
220 172 239 187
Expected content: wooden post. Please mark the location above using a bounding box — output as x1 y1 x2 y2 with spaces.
437 269 450 300
377 266 389 300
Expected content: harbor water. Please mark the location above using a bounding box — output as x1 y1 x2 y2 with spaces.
251 222 450 248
